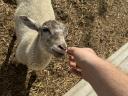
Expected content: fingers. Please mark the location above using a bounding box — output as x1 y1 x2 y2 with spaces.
69 55 76 68
68 47 80 68
69 55 81 76
69 55 81 70
70 67 82 77
69 55 75 61
68 47 83 77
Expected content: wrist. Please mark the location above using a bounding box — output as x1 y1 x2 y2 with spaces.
82 56 109 81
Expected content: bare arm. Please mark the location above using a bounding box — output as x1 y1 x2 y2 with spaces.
85 58 128 96
67 47 128 96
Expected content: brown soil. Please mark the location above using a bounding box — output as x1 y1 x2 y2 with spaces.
0 0 128 96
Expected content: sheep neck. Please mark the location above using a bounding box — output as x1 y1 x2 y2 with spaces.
28 34 52 69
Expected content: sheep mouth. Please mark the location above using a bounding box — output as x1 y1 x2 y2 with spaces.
51 48 65 57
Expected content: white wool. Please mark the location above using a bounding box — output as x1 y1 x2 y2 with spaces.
15 0 56 70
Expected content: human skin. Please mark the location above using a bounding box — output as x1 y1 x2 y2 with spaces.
67 47 128 96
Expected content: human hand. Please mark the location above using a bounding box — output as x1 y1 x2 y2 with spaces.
67 47 99 78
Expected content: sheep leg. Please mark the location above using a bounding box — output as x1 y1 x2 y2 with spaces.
26 70 37 96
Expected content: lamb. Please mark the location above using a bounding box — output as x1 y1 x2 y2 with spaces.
15 0 68 70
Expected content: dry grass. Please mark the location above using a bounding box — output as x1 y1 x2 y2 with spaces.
0 0 128 96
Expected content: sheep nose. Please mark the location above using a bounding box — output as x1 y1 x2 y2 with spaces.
58 43 67 51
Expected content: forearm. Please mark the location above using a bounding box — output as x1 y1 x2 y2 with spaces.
84 57 128 96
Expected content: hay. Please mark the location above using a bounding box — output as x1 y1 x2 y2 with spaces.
0 0 128 96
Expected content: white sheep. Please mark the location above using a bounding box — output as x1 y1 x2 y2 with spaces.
15 0 68 70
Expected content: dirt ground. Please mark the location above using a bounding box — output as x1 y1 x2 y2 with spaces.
0 0 128 96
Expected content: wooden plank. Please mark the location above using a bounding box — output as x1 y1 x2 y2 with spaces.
64 43 128 96
118 56 128 73
107 43 128 66
87 91 97 96
64 80 93 96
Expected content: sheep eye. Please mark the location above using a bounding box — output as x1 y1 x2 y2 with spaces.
42 27 50 33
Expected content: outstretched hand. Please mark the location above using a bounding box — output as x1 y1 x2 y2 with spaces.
67 47 98 78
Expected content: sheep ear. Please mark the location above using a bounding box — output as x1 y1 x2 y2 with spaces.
19 16 39 31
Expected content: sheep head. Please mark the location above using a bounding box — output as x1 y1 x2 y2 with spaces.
20 16 68 57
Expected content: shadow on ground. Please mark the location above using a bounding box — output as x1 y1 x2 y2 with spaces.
2 0 16 5
0 34 37 96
